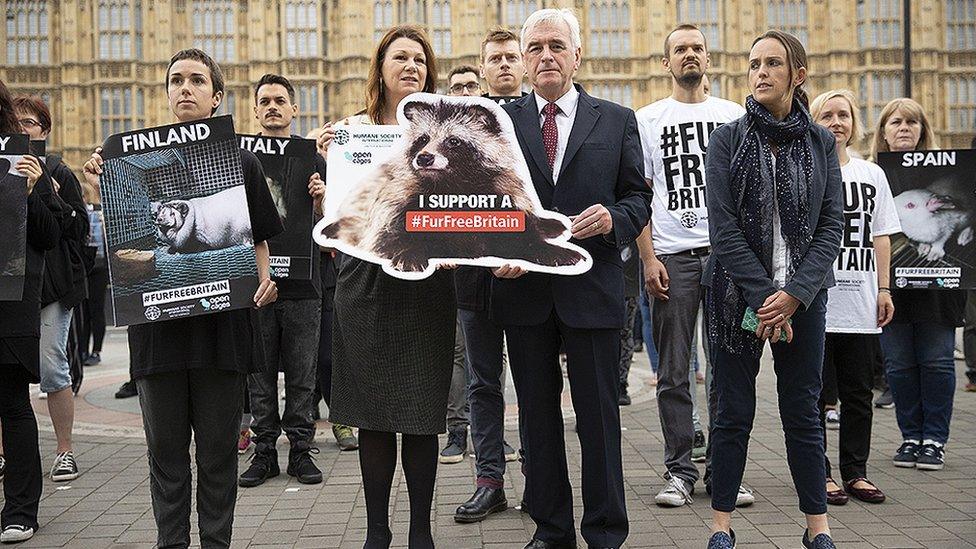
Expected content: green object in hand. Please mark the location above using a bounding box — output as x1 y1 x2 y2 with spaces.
741 307 790 342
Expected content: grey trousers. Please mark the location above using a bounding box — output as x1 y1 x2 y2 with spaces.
249 298 321 445
652 252 708 485
447 315 470 427
137 368 244 549
618 296 639 390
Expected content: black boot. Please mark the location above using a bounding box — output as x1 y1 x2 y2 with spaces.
239 442 280 487
454 486 508 523
287 441 322 484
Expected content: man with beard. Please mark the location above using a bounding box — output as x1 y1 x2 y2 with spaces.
452 28 526 523
635 24 748 508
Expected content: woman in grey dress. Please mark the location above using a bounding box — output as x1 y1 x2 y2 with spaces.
320 26 455 549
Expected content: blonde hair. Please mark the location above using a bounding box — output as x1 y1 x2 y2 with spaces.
810 89 864 146
871 97 938 161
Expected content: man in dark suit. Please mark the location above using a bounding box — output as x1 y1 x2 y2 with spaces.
492 9 651 549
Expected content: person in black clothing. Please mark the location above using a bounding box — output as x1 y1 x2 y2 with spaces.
452 27 526 524
238 73 327 488
14 94 89 484
78 181 108 366
0 79 65 544
84 49 282 549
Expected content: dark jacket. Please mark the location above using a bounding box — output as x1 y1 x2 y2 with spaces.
41 157 89 308
490 86 652 329
702 115 843 311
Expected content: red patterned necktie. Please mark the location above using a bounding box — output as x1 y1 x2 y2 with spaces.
542 102 560 170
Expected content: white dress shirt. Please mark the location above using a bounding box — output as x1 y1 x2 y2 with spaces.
770 155 790 288
535 85 580 184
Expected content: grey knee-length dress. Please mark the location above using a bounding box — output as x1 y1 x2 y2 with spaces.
329 255 456 435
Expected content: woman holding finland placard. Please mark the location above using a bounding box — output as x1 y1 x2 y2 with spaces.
316 25 452 549
872 98 961 472
811 89 899 505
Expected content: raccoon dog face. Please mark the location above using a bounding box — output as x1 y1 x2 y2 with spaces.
154 201 189 232
402 100 507 182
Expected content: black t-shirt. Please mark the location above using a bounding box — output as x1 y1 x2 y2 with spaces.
128 149 284 380
274 143 324 300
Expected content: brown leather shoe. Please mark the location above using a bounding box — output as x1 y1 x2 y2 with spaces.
826 478 848 505
844 477 886 503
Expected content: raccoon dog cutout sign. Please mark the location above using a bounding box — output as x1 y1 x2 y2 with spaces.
315 93 592 280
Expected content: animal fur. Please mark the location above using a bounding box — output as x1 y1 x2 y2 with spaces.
894 177 974 262
265 175 288 222
320 99 583 272
152 185 253 253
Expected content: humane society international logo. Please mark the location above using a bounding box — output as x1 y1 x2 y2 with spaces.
144 306 161 321
334 129 350 145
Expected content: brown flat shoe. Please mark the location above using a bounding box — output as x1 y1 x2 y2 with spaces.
826 478 848 505
844 477 886 503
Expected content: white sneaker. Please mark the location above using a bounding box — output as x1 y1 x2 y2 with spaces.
735 485 755 507
50 451 79 482
1 525 35 543
654 474 693 507
825 409 840 430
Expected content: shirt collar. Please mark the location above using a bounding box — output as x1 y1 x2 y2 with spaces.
535 84 579 118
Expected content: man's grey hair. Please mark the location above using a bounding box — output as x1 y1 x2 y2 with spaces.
520 9 582 51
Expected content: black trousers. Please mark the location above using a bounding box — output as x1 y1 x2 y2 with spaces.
458 308 508 483
81 263 109 355
137 369 243 549
0 366 42 531
317 289 334 408
505 312 627 548
820 333 877 482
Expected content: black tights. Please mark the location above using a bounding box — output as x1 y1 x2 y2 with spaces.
359 429 438 549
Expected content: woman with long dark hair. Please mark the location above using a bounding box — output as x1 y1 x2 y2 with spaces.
317 26 454 549
0 79 64 544
703 31 843 549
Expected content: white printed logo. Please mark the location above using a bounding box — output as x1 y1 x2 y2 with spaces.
145 306 161 321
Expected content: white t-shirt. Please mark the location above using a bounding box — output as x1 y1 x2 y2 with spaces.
636 96 745 254
826 158 902 334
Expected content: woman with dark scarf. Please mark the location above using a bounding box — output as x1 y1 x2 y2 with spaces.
702 31 843 549
0 79 64 544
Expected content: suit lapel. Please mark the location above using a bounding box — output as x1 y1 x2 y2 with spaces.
513 93 555 187
558 87 600 178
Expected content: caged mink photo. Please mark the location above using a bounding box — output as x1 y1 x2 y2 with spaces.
319 98 585 273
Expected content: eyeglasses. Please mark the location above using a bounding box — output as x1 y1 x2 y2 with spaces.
450 82 482 94
19 118 41 129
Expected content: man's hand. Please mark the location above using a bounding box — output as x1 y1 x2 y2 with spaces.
492 264 526 279
757 290 800 328
877 291 895 328
643 256 670 300
308 172 325 215
15 155 43 195
570 204 613 240
253 278 278 308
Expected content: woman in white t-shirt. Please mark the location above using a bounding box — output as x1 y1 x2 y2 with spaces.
811 90 900 505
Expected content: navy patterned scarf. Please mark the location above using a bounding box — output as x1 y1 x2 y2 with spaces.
707 95 815 357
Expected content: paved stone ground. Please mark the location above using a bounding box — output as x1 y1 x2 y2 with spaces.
4 327 976 548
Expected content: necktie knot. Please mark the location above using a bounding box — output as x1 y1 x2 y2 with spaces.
543 102 560 117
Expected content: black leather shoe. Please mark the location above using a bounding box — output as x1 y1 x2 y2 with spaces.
524 539 577 549
454 486 508 523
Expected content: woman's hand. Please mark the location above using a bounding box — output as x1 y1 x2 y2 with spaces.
83 147 104 190
877 291 894 328
15 155 43 195
755 318 794 343
253 278 278 308
757 290 800 328
308 172 325 215
314 122 335 158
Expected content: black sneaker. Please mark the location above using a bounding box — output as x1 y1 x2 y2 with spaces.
439 425 467 464
893 441 920 468
287 441 322 484
239 443 280 487
115 381 138 399
915 444 945 471
50 451 80 482
618 390 632 406
692 430 707 463
84 352 101 366
874 388 894 409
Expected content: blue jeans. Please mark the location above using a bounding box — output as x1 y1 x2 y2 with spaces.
39 301 74 393
638 286 659 374
709 290 828 515
880 321 956 445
